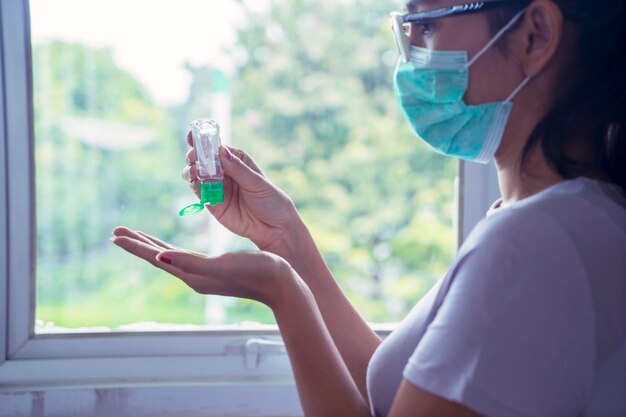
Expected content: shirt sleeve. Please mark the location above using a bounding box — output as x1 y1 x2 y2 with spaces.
403 208 596 417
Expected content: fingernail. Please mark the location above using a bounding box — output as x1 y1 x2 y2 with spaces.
222 146 233 161
158 254 173 265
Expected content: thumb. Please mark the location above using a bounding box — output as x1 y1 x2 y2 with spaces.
219 146 268 191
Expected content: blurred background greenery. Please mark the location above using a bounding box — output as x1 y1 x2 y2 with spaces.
33 0 456 331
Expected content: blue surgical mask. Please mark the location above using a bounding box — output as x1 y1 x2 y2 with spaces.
394 10 531 163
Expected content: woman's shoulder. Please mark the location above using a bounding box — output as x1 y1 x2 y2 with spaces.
479 177 626 243
457 177 626 283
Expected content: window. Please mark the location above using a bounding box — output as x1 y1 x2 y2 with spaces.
0 0 499 411
31 0 460 333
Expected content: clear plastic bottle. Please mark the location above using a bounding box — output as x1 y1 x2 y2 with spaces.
179 119 225 217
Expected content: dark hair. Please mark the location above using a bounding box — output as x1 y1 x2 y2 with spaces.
489 0 626 200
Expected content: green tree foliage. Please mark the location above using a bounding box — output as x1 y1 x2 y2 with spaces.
179 0 457 322
35 0 456 329
34 41 204 328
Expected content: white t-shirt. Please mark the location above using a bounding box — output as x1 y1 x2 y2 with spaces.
366 177 626 417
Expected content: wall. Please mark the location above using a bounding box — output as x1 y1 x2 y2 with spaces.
0 384 303 417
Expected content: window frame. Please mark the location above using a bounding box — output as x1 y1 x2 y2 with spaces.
0 0 499 392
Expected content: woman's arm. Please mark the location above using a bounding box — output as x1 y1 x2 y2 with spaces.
111 228 372 417
184 144 381 401
267 216 382 403
389 380 484 417
273 268 373 417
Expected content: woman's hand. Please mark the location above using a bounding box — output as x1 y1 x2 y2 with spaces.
181 135 380 405
111 226 298 309
181 131 299 251
112 226 371 417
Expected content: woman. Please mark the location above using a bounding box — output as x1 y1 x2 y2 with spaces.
112 0 626 415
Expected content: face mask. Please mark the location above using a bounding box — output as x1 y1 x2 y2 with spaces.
394 10 531 163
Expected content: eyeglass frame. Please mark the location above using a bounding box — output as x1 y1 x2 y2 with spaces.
390 0 532 62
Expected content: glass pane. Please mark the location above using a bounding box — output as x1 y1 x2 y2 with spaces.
31 0 456 333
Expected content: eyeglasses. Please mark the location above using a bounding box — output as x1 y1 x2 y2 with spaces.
390 0 530 62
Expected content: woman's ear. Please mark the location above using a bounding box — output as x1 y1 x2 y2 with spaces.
517 0 565 77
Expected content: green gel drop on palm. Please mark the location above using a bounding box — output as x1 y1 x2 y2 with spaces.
179 119 225 217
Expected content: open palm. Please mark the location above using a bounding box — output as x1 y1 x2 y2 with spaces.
111 226 293 307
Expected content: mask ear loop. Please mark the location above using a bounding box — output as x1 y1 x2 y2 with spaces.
463 8 527 70
504 75 532 103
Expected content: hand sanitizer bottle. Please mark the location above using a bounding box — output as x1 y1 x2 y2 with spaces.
179 119 224 217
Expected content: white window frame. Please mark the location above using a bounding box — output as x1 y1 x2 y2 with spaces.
0 0 500 410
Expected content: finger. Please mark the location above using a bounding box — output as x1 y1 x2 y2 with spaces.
156 250 271 278
112 225 134 237
153 250 223 292
111 235 162 267
185 147 197 166
156 249 216 277
112 233 209 287
186 130 193 147
181 165 197 183
113 226 153 241
113 227 164 251
136 231 177 250
189 179 200 197
219 146 270 191
112 236 197 286
225 146 266 177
